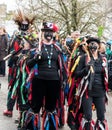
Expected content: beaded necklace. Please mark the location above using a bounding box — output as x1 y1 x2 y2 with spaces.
44 44 53 68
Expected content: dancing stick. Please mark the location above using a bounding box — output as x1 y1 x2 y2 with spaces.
37 22 43 59
3 47 22 61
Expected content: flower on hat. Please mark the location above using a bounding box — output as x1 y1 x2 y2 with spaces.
52 23 59 32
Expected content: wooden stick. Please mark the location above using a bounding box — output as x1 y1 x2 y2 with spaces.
37 22 43 59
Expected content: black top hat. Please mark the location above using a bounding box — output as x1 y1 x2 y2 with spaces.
86 37 100 44
41 22 58 32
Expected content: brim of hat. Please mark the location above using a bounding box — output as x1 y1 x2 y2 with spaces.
86 38 100 44
41 28 54 32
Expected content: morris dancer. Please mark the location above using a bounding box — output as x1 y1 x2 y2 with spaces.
24 21 67 130
70 37 108 130
67 37 88 130
3 9 37 120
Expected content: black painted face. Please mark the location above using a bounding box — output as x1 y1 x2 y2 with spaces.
20 21 29 31
88 42 99 51
44 31 53 42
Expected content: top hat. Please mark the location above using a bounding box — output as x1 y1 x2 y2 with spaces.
86 37 100 44
41 22 59 32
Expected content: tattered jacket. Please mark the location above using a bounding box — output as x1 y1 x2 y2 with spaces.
26 43 68 101
74 53 108 108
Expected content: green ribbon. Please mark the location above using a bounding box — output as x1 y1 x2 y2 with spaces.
11 68 20 98
21 61 27 104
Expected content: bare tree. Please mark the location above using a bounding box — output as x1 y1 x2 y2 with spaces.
15 0 112 39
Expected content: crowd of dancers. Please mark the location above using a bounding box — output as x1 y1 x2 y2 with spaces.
1 9 112 130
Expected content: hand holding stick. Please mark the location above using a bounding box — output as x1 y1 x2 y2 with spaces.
3 47 22 61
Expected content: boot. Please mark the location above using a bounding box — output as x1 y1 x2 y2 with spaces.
3 110 13 117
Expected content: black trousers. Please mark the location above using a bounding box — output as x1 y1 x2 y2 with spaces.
7 98 16 111
82 96 105 121
0 60 6 75
31 78 60 113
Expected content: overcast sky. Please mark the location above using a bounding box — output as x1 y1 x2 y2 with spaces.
0 0 17 11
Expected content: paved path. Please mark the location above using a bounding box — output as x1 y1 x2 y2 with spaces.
0 75 70 130
0 75 112 130
0 76 18 130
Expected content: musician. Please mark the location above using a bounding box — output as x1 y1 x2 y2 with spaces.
73 37 108 129
24 21 67 130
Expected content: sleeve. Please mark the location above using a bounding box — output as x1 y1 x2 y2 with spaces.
74 55 88 78
60 52 68 81
26 50 38 68
8 55 19 67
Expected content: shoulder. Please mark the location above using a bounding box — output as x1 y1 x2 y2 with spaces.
78 54 88 65
53 43 62 53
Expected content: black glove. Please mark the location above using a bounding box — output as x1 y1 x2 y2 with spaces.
34 51 42 61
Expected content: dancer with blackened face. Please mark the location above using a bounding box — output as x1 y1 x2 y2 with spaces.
3 9 37 130
25 22 67 130
72 37 108 130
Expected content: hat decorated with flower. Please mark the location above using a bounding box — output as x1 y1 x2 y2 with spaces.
41 22 59 32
